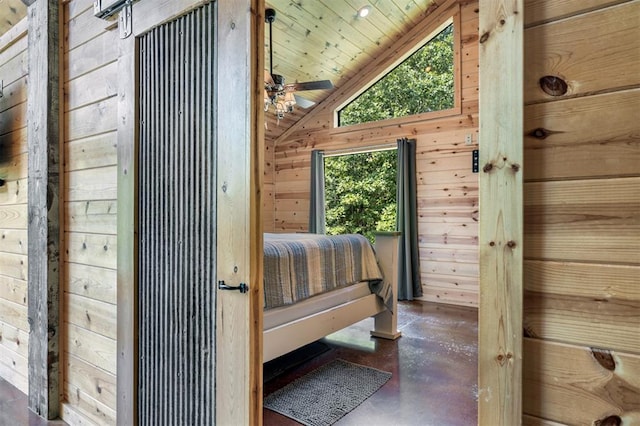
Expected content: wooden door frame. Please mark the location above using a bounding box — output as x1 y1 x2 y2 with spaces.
113 0 522 424
116 0 263 424
478 0 524 424
21 0 523 423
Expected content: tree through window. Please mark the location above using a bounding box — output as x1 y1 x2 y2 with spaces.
324 149 397 243
338 23 454 127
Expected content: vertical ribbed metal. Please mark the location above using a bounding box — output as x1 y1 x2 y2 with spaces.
138 3 216 425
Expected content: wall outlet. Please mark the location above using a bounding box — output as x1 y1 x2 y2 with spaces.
465 133 473 145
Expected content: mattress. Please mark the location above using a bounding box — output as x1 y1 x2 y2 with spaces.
263 233 388 310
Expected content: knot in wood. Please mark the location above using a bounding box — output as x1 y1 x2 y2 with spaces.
591 348 616 371
529 128 549 139
482 163 493 173
507 240 516 248
539 75 568 96
511 163 520 172
595 415 622 426
479 31 490 44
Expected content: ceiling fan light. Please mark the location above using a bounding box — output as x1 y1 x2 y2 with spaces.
275 101 286 120
284 91 296 110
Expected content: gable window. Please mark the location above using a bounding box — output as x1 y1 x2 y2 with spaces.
338 18 456 127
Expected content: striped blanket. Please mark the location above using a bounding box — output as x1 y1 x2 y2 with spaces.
264 233 391 310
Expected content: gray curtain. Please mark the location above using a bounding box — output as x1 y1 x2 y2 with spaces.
397 138 422 299
309 149 326 233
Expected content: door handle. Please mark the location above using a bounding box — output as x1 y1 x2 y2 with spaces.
218 280 249 294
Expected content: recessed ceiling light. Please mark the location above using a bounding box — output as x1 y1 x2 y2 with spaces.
357 5 371 18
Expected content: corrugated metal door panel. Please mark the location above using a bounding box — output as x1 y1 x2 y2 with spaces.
138 3 216 425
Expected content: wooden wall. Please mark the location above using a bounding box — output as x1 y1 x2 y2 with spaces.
0 18 28 394
264 138 276 232
268 0 480 306
522 0 640 424
60 0 118 423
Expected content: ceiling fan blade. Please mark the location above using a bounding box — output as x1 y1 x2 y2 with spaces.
286 80 333 91
293 94 316 109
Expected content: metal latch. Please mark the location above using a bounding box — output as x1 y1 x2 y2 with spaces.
218 281 249 294
93 0 133 39
119 2 132 39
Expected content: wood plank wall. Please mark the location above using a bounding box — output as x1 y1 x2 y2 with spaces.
60 0 118 423
264 138 275 231
0 17 28 394
522 0 640 424
268 0 480 306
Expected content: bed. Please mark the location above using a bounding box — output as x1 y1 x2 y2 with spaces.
263 231 401 362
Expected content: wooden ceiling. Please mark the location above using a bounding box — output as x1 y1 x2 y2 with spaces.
264 0 438 141
0 0 438 141
0 0 27 38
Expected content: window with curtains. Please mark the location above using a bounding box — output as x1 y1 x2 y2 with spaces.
337 18 456 127
323 149 397 243
309 139 422 299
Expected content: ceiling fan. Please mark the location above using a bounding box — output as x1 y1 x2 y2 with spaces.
264 8 333 118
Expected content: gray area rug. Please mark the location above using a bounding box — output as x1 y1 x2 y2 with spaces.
264 359 392 426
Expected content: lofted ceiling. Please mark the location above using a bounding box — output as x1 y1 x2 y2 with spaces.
264 0 438 141
0 0 27 38
0 0 439 141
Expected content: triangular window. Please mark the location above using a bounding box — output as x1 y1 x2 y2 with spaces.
338 22 455 127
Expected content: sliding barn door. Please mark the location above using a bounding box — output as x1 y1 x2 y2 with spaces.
137 4 217 424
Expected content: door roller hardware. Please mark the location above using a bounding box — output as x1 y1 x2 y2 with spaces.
218 280 249 294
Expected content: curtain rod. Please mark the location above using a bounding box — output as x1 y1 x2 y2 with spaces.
322 142 397 157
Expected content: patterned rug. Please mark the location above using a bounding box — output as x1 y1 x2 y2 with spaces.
264 359 391 426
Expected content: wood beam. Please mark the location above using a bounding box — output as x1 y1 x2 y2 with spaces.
116 30 137 426
26 0 61 419
478 0 524 424
215 0 264 424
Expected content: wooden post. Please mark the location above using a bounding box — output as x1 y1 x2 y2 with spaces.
26 0 61 419
116 29 138 426
478 0 524 424
371 231 402 340
216 1 264 424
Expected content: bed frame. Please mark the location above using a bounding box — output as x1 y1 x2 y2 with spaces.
263 232 402 362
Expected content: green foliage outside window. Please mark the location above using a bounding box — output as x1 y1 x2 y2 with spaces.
339 24 454 126
325 23 455 242
324 150 397 243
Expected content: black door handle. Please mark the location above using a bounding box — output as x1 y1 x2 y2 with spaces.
218 280 249 293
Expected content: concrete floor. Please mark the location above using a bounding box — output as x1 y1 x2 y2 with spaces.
264 300 479 426
0 378 66 426
0 300 477 425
